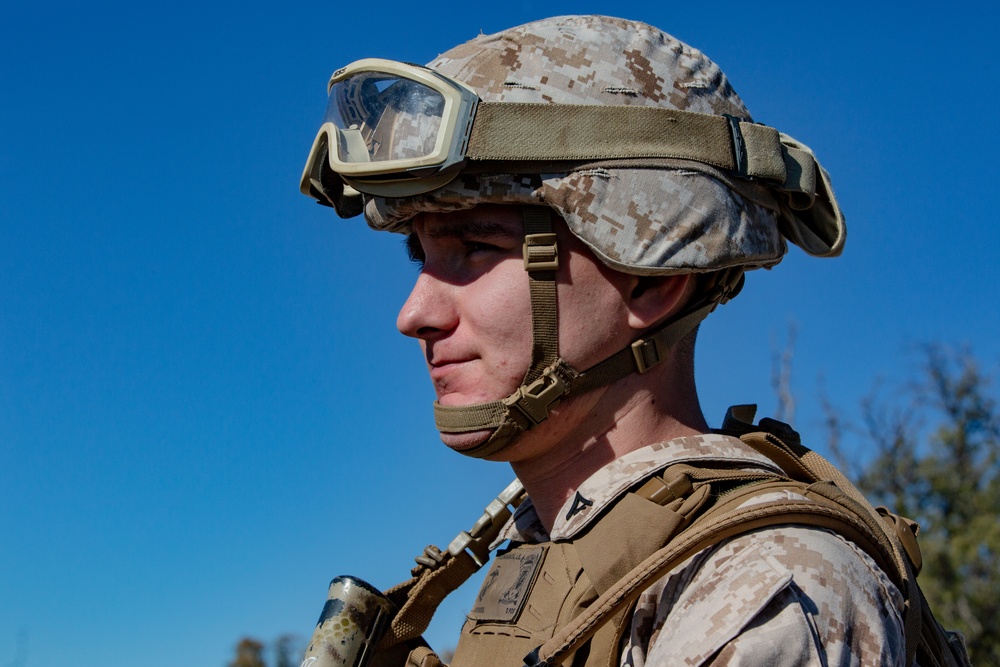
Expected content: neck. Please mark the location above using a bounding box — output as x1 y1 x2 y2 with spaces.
505 369 708 533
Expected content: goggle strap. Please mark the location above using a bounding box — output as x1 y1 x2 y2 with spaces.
467 104 788 183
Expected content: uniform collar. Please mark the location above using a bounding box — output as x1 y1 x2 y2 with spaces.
496 433 783 545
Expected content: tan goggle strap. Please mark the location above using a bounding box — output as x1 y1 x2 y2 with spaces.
466 106 844 257
469 104 787 183
311 102 842 248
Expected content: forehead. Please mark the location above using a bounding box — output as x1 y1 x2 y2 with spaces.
412 204 525 240
410 204 630 286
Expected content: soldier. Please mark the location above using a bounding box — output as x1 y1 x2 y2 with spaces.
299 15 918 667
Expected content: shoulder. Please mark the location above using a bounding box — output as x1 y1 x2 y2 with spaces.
623 524 906 667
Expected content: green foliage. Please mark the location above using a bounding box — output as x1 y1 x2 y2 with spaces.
826 345 1000 665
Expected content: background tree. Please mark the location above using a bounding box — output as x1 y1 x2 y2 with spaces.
821 345 1000 664
273 633 304 667
226 634 304 667
228 637 266 667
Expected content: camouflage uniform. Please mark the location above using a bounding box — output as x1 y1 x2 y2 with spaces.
489 435 906 666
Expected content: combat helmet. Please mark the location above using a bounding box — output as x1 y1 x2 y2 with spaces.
300 15 846 458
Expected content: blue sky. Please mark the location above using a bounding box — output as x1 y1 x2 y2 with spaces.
2 1 998 665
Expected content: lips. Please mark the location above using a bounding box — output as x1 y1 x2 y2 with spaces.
425 352 488 407
428 357 474 384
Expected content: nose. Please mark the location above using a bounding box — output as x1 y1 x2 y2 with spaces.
396 271 457 340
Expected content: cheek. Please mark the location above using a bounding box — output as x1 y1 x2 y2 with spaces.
556 256 633 368
468 268 533 366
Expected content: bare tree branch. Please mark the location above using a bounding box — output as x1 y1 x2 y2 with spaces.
771 321 797 425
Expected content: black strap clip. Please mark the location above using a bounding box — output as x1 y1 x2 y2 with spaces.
523 647 549 667
722 114 749 178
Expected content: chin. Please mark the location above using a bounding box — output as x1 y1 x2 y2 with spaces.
439 429 495 453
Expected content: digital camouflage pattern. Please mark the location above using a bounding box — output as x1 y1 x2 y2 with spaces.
489 435 906 667
626 525 905 666
364 15 808 276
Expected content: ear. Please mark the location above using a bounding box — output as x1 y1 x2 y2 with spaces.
625 274 696 331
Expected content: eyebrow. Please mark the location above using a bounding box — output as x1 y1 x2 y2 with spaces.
406 212 525 263
423 217 522 241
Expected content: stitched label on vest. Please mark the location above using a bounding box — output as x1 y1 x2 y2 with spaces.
468 545 546 623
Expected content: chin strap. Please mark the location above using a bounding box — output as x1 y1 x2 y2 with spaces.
433 208 745 459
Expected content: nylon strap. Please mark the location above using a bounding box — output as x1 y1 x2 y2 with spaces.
523 497 903 667
379 552 481 652
722 408 923 666
434 401 509 432
572 302 714 395
523 414 930 667
432 301 709 437
378 480 526 652
522 207 560 383
468 104 787 183
431 208 563 459
372 419 966 667
316 104 845 259
433 266 745 459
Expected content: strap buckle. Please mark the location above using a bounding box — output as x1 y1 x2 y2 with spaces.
523 233 559 271
505 367 569 425
630 337 662 374
445 479 526 567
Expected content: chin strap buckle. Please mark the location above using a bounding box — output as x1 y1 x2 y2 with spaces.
505 365 571 426
630 337 663 374
523 233 559 271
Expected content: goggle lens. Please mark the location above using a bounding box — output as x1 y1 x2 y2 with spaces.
325 72 446 165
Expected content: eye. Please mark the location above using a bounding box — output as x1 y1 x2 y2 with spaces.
463 240 501 256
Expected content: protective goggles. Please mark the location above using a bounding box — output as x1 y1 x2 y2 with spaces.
301 59 820 211
300 58 479 202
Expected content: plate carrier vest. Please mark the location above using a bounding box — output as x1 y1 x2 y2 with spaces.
322 407 973 667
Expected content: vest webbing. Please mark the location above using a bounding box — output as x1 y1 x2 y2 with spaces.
523 407 970 667
376 408 971 667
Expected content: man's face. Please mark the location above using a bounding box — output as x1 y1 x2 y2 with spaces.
397 204 637 455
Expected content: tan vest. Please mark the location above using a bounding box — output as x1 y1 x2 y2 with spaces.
452 485 713 667
378 410 970 667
